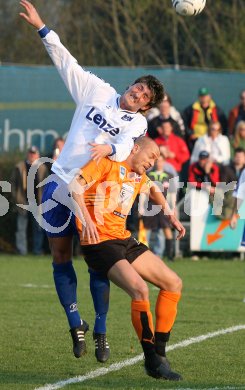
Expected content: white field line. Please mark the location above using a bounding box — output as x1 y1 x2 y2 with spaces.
20 284 52 289
171 388 244 390
34 324 245 390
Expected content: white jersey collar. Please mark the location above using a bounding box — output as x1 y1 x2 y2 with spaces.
116 96 138 115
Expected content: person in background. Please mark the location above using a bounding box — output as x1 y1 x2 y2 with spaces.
10 146 49 255
190 121 230 166
139 155 178 261
52 137 65 160
46 137 66 173
183 87 227 151
188 150 220 197
219 148 245 220
230 121 245 159
154 119 190 174
126 195 141 239
228 90 245 136
230 164 245 303
147 94 185 139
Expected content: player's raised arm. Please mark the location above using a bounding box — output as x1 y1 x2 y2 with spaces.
89 141 135 164
89 143 113 164
19 0 45 29
19 1 104 105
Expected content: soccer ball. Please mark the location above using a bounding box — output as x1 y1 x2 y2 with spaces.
172 0 206 16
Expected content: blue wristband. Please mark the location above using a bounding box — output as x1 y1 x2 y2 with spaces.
108 144 116 156
38 25 50 38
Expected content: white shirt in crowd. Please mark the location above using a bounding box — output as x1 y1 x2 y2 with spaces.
190 134 231 165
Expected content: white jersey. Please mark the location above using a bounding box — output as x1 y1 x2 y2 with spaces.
40 29 147 183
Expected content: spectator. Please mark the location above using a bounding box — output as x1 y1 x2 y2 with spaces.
230 121 245 158
139 155 178 261
10 146 49 255
45 137 66 173
221 147 245 181
188 150 220 196
147 94 185 139
154 119 190 173
190 121 230 166
52 136 65 160
126 195 140 240
228 90 245 135
219 148 245 219
183 87 227 150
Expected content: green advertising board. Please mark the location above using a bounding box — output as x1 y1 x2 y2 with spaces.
0 65 245 154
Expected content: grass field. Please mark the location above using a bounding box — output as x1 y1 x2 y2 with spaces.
1 254 245 390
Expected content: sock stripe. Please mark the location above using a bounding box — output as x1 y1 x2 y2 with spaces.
131 300 154 343
140 312 154 344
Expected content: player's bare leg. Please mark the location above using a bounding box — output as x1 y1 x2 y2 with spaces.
132 250 182 292
107 260 182 380
132 250 182 370
48 236 73 264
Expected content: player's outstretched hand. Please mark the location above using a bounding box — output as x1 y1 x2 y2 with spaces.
89 143 113 164
19 0 44 29
168 215 186 240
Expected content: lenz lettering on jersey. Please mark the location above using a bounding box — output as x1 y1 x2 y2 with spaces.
86 107 120 136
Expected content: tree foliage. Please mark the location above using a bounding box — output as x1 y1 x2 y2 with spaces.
0 0 244 69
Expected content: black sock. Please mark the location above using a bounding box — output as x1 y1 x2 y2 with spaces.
155 331 170 356
141 341 161 369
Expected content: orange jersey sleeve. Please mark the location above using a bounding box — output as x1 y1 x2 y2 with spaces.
80 158 113 185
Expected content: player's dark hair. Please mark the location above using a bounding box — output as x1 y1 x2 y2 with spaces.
132 75 165 111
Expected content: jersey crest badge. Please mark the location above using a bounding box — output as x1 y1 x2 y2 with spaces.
121 114 133 122
120 166 126 179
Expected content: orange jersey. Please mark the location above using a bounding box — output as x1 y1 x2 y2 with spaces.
75 158 151 244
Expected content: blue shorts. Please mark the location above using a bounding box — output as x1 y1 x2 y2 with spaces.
41 175 77 238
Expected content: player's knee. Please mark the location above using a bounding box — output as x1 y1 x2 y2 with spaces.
159 273 182 293
48 237 73 264
174 275 183 292
52 248 71 264
131 279 149 301
168 274 182 293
